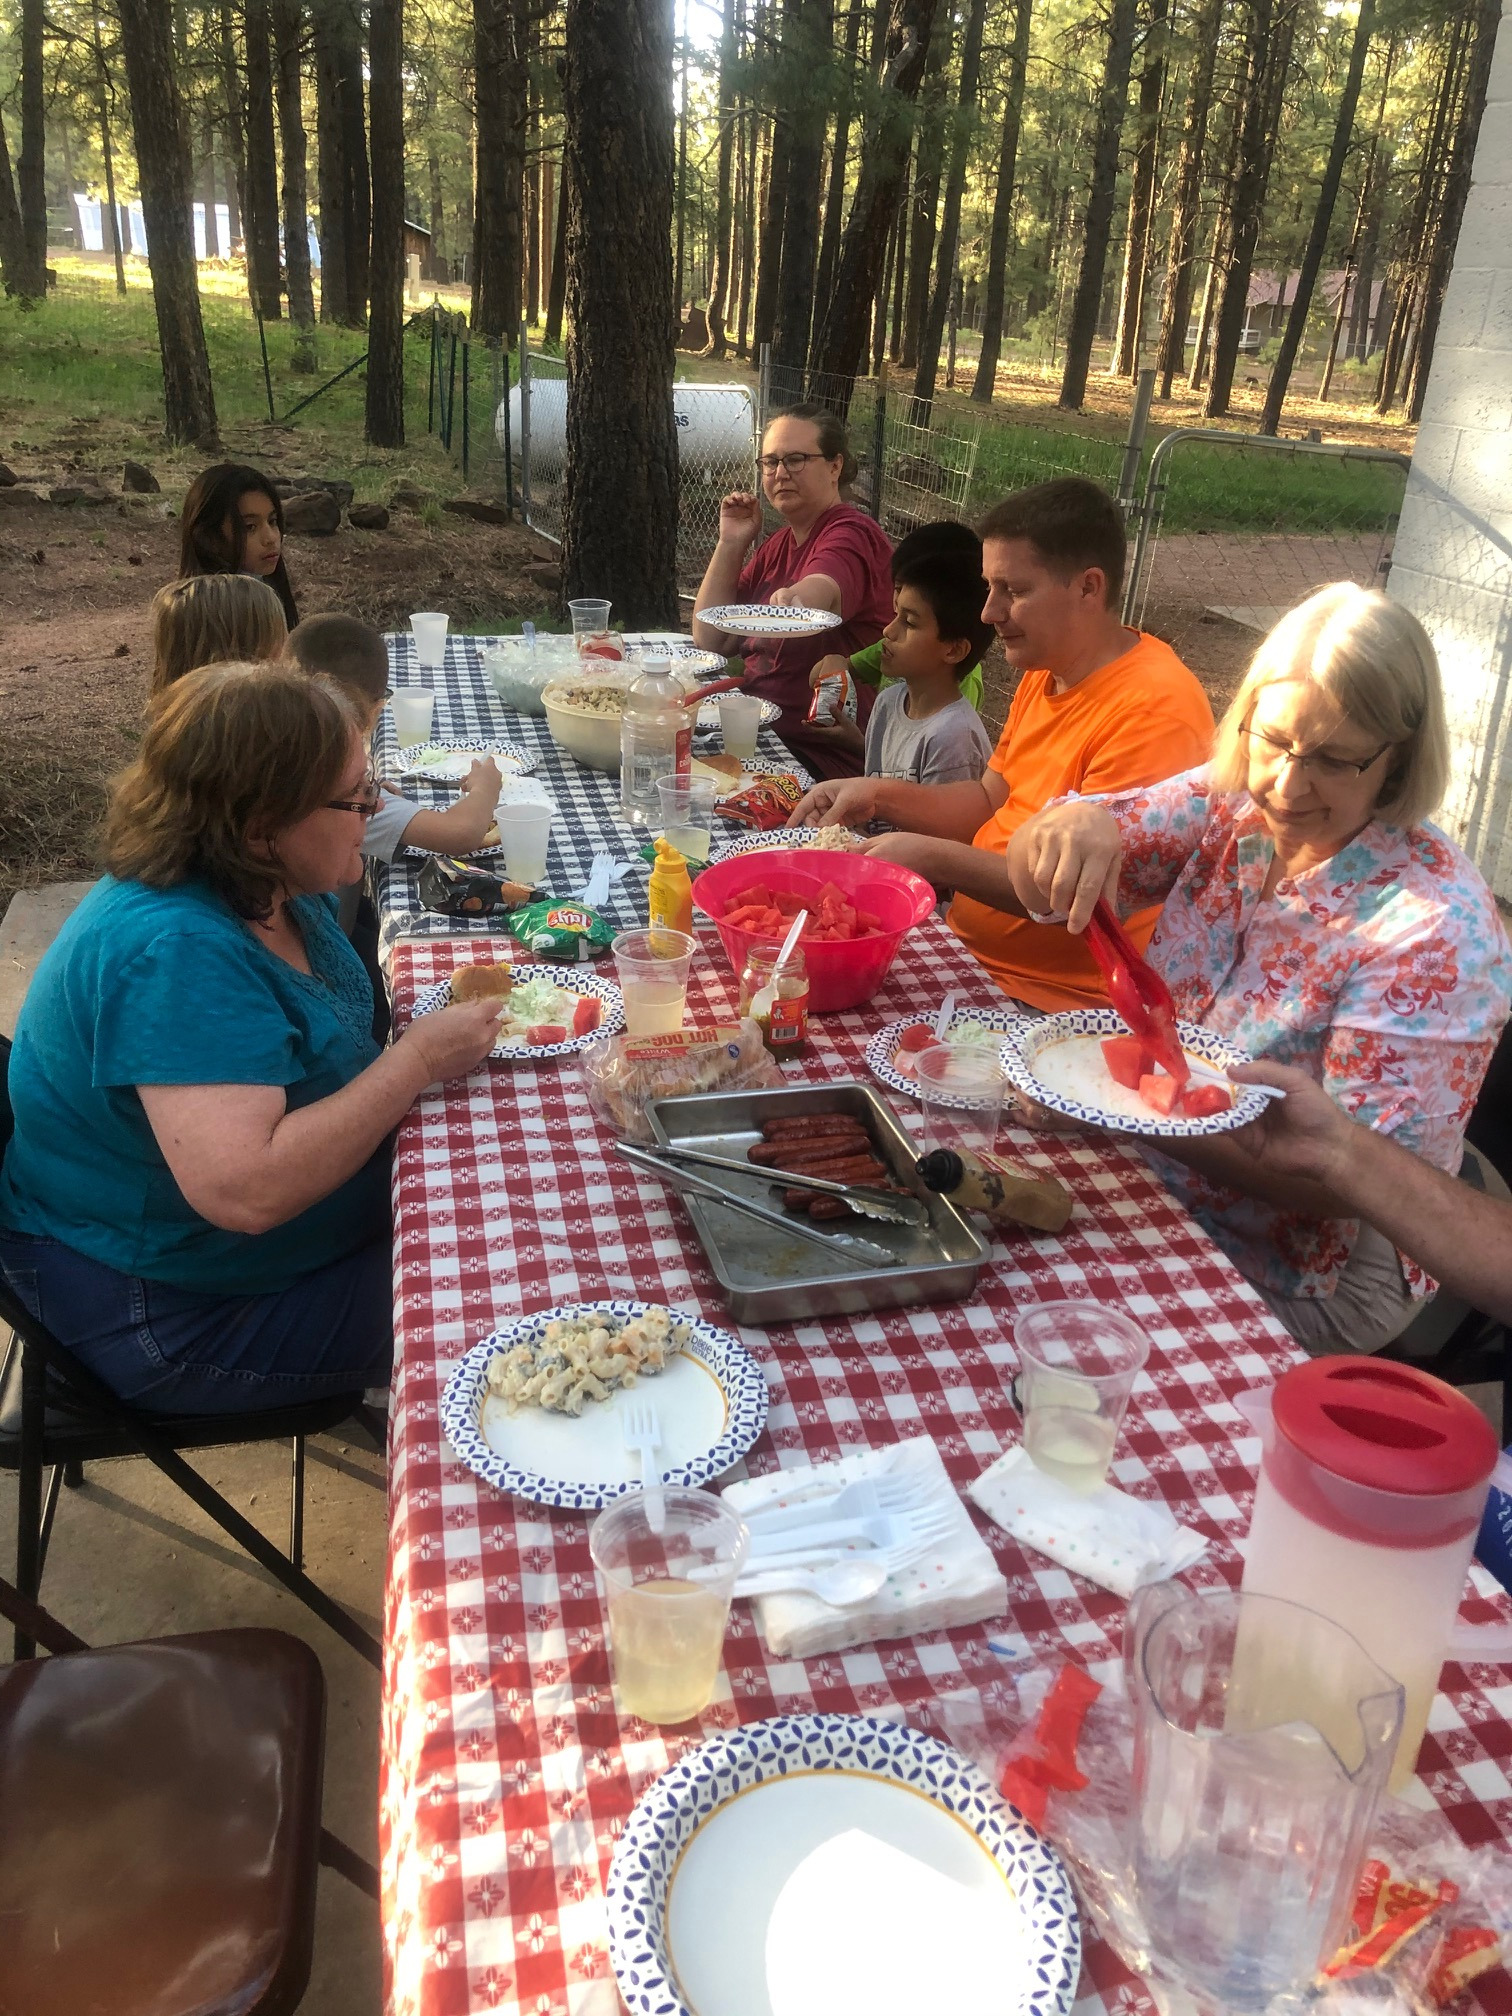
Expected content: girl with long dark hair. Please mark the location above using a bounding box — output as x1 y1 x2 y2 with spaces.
178 461 300 629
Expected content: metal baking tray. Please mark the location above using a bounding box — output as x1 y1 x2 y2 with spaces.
645 1079 990 1325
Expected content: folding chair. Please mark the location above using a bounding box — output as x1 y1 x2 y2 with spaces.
0 1572 378 2016
0 1033 382 1667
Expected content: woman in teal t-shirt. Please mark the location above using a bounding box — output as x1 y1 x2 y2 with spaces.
0 663 504 1415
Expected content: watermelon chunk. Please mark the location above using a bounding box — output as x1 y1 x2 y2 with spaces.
1179 1081 1232 1118
1101 1034 1150 1091
572 996 603 1037
526 1024 568 1046
1138 1072 1182 1116
898 1024 937 1053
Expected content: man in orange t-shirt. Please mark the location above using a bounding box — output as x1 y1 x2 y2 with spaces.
787 478 1214 1009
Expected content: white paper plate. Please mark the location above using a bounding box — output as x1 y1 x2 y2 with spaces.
701 603 844 639
410 963 624 1060
397 739 536 782
622 634 729 678
1001 1007 1266 1138
866 1008 1033 1105
608 1713 1080 2016
440 1300 769 1510
696 694 781 731
709 827 866 862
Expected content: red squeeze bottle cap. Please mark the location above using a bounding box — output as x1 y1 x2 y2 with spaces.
1267 1357 1498 1549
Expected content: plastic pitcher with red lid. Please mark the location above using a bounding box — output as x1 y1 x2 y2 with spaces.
1239 1357 1508 1786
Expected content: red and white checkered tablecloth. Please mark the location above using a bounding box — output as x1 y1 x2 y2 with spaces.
379 917 1512 2016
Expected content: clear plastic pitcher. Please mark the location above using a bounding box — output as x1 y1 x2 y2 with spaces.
1238 1357 1502 1788
1127 1583 1403 2014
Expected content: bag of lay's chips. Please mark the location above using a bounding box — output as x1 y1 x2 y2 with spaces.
506 896 614 962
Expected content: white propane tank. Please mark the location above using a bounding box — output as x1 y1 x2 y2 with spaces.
495 380 756 481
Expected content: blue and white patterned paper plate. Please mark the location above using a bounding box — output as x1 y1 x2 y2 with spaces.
866 1007 1033 1106
700 602 843 638
622 634 729 679
410 963 625 1061
439 1300 769 1510
709 826 866 863
397 738 537 782
607 1713 1081 2016
1003 1006 1266 1139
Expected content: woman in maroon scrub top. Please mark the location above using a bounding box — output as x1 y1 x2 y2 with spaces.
693 404 894 780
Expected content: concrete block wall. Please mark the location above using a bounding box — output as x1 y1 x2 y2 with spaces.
1389 0 1512 901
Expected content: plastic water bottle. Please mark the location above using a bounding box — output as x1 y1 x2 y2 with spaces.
619 655 691 827
1475 1449 1512 1594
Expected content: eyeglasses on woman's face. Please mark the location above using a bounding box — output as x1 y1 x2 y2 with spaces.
325 774 381 818
1241 716 1393 781
757 451 829 474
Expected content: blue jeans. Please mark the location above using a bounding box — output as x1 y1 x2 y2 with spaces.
0 1232 393 1416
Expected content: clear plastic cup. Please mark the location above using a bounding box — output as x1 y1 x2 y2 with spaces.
1013 1299 1150 1494
493 802 553 885
655 775 718 865
569 597 613 646
409 611 449 670
390 689 435 748
916 1045 1007 1160
719 692 762 759
590 1487 749 1724
612 926 696 1036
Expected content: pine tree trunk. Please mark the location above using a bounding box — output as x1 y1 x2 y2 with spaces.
545 150 569 342
900 15 951 371
562 0 679 623
271 0 317 353
16 0 47 296
526 48 542 325
429 141 448 273
117 0 219 445
0 108 26 294
889 154 909 358
815 0 866 304
1205 0 1298 416
970 0 1032 403
364 0 405 445
1408 0 1499 422
201 112 222 262
1375 6 1465 413
92 9 128 295
1111 0 1168 378
753 105 791 354
313 0 368 323
912 0 987 407
472 0 528 344
772 0 835 375
1153 0 1220 396
244 0 284 317
1259 0 1376 432
703 0 740 356
219 2 250 267
1058 0 1139 410
808 0 941 390
873 201 897 370
736 61 756 355
539 153 553 308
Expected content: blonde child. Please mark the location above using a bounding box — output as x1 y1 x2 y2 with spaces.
149 574 287 696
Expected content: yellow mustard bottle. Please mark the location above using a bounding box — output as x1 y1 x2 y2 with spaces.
648 836 694 936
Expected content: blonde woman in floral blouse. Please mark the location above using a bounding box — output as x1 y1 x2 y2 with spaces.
1000 583 1512 1354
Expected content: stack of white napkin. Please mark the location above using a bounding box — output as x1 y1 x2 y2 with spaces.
968 1443 1208 1599
722 1438 1007 1660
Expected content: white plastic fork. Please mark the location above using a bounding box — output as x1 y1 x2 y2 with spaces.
745 1499 957 1566
621 1397 666 1534
741 1473 934 1544
731 1506 960 1601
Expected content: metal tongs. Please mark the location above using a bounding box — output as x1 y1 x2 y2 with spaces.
613 1141 895 1265
1083 898 1188 1086
640 1140 928 1227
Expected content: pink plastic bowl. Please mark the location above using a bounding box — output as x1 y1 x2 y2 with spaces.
692 848 936 1013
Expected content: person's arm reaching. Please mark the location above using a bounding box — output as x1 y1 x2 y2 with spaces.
402 759 503 854
137 998 504 1236
770 573 842 615
788 767 1007 839
1228 1061 1512 1321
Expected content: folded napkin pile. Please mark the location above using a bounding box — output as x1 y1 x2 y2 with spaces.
968 1444 1208 1599
722 1438 1007 1660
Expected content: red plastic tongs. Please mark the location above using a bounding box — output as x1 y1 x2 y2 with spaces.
1084 899 1188 1087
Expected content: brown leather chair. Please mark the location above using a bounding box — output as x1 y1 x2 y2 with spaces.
0 1574 377 2016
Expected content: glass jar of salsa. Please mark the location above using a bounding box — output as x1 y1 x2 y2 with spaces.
738 942 809 1057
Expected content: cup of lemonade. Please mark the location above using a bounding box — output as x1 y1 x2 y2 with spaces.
612 927 696 1036
590 1488 748 1724
1012 1300 1149 1494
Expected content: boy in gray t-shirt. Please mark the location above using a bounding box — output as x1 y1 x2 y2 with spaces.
857 530 995 786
